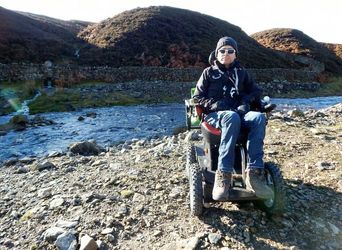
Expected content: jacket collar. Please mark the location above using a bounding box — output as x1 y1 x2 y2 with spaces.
213 60 240 73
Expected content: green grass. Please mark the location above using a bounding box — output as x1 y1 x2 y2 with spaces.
2 78 341 115
28 86 145 114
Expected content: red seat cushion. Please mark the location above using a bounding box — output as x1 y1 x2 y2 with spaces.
202 121 221 136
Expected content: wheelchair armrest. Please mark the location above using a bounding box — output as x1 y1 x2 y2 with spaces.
185 99 203 130
185 98 198 107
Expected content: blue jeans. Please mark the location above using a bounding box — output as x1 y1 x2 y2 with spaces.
204 111 266 173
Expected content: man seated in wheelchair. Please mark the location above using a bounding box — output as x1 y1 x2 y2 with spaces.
193 36 273 201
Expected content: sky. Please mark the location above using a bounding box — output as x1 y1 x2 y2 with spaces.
1 0 341 44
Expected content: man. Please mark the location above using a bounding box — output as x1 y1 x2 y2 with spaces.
193 36 273 201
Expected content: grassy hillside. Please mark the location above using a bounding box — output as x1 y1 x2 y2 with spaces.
1 5 341 74
322 43 342 60
0 6 88 64
251 28 342 75
78 6 295 68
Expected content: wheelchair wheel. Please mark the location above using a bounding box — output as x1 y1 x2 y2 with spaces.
185 144 196 179
254 162 286 215
189 163 203 216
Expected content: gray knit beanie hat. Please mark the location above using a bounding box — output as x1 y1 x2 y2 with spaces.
215 36 238 57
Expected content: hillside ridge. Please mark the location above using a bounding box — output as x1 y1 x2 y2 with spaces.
251 28 342 74
0 6 341 75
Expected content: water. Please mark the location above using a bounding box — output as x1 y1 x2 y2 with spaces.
0 104 185 161
15 91 41 116
0 96 341 163
0 91 41 125
272 96 342 111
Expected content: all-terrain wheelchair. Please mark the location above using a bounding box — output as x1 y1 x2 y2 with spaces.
184 92 285 217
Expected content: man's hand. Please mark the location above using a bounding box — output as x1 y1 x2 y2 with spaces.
210 100 230 111
237 104 250 115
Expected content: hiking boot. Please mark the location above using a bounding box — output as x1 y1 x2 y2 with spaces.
212 170 232 201
246 168 274 199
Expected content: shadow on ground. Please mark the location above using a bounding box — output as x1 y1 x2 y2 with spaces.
196 179 341 249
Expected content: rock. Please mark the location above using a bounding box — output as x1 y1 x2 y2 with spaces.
328 222 340 235
56 220 79 229
16 166 29 174
2 239 14 248
185 131 201 141
153 230 162 237
55 232 77 250
68 141 104 156
36 161 56 171
48 151 62 157
121 189 134 198
65 166 76 173
10 114 29 130
20 209 35 221
132 193 145 203
169 187 182 198
79 234 97 250
288 109 305 117
19 157 35 164
155 183 162 190
96 240 107 250
78 116 85 121
243 228 250 243
38 187 53 198
208 233 222 244
49 197 65 209
101 228 114 235
107 234 115 243
115 205 128 217
31 115 55 126
86 112 97 118
162 236 200 250
10 210 20 219
316 161 335 170
3 157 18 166
91 159 107 167
43 227 65 243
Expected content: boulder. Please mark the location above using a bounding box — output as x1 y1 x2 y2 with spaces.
9 114 29 131
68 141 104 156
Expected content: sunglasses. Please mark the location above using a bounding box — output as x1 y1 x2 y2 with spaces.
219 48 236 54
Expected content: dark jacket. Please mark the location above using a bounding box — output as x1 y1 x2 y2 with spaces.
193 60 262 114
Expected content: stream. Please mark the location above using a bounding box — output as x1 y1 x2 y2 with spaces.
0 96 341 163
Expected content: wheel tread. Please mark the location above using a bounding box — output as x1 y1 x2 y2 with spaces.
189 163 203 216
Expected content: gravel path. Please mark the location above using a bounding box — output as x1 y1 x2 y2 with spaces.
0 104 341 250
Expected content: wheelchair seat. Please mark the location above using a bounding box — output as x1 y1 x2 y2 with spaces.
201 119 248 147
201 121 221 145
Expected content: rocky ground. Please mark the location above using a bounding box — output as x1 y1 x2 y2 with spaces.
0 104 341 250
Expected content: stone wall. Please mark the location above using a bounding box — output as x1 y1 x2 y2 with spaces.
0 63 321 83
0 63 320 94
76 80 320 102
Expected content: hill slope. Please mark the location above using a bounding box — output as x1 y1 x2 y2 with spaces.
323 43 342 60
251 28 342 75
0 6 88 64
17 11 92 35
2 5 340 73
78 6 294 68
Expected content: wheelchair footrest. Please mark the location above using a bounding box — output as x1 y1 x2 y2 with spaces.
228 187 258 201
204 187 261 202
